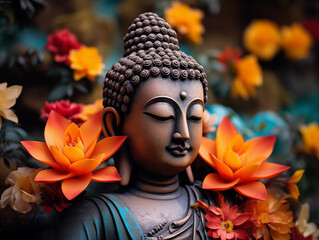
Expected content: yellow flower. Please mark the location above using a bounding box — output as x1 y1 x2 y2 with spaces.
79 99 103 122
0 82 22 129
286 169 304 199
243 20 281 61
1 167 43 213
281 23 313 60
164 2 204 44
231 55 263 100
295 203 319 239
245 191 294 240
69 46 105 82
300 122 319 159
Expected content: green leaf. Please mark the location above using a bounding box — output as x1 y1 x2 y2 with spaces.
48 84 68 101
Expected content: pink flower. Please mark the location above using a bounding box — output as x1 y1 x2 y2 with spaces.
40 100 83 123
45 29 82 65
204 195 252 240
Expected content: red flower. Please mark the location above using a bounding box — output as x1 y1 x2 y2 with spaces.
217 47 242 68
45 29 82 65
302 19 319 42
41 182 71 213
40 100 83 123
204 195 252 240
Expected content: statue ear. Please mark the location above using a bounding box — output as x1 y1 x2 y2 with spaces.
101 107 121 137
101 107 132 186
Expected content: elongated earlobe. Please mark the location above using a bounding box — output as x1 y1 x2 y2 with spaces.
101 107 132 186
117 149 132 186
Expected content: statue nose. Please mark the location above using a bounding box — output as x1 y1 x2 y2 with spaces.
173 117 190 141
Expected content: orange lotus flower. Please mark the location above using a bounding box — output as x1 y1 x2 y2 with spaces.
164 2 204 44
69 46 105 81
281 23 313 60
299 122 319 159
21 111 126 200
243 20 281 61
231 54 263 100
199 117 289 200
244 191 294 240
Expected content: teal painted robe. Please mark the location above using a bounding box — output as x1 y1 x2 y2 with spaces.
56 182 212 240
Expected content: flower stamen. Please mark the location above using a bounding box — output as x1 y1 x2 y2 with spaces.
222 220 234 233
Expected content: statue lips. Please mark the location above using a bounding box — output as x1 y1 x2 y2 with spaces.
166 144 191 157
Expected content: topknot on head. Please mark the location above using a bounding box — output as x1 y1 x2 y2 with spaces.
123 12 179 57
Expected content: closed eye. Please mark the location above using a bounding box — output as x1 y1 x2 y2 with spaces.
188 115 202 122
144 112 175 121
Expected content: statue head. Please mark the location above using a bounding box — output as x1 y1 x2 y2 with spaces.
102 12 208 185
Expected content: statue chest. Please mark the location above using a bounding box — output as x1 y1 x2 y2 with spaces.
114 188 189 234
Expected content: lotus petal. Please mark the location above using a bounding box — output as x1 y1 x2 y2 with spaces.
91 166 121 182
251 162 290 180
203 173 239 191
21 141 62 170
61 173 92 200
80 112 102 151
233 181 267 200
246 136 276 164
199 137 216 167
69 159 100 175
216 117 238 159
90 136 127 161
35 169 73 183
63 145 85 163
50 146 70 169
64 123 81 142
233 164 260 183
210 154 234 180
45 111 70 150
223 150 241 171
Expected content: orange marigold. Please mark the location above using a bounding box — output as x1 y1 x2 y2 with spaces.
281 23 313 60
244 191 294 240
69 46 105 82
79 99 103 122
243 20 281 61
231 55 263 100
299 122 319 159
164 2 204 44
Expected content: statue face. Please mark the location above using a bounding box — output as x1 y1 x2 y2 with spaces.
122 77 204 177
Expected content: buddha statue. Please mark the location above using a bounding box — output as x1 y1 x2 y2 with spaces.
57 12 212 240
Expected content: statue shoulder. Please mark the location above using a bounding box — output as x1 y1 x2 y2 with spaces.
56 194 144 240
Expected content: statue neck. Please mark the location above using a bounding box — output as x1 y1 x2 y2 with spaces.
130 169 180 195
